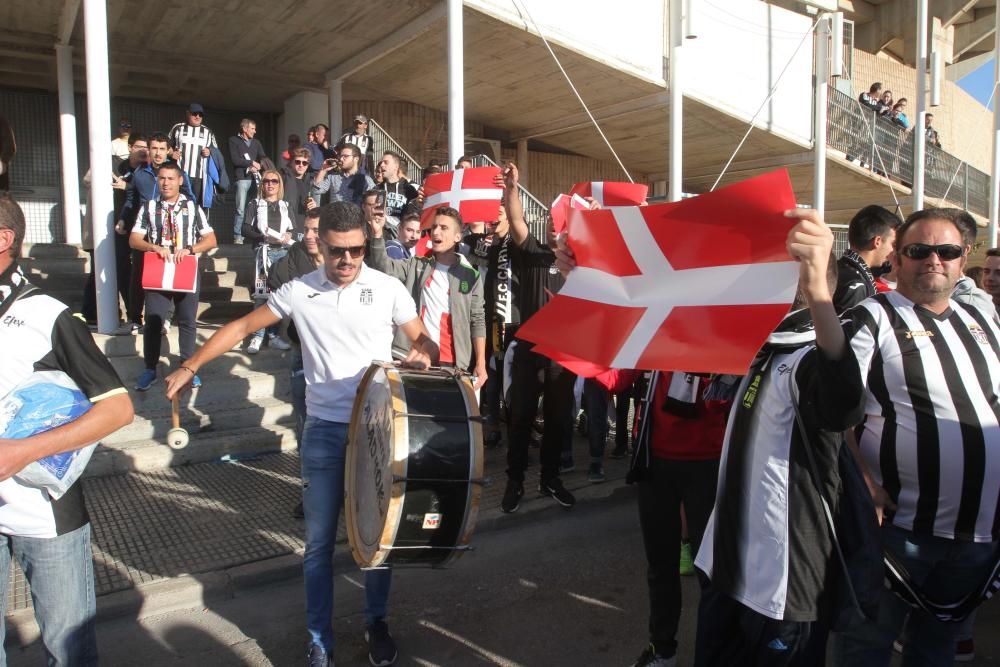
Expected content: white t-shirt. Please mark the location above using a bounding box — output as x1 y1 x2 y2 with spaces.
421 263 453 362
267 264 418 422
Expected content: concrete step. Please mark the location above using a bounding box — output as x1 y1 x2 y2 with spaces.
104 395 295 446
109 352 291 392
23 243 86 259
200 285 254 302
201 256 255 273
20 256 88 275
85 422 298 477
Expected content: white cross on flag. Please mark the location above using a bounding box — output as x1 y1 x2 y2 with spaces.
420 166 502 228
569 181 649 207
518 170 800 375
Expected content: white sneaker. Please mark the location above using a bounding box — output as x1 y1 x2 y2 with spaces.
269 336 291 351
162 319 171 335
246 337 262 355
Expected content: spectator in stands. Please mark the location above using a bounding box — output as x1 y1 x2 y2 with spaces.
877 89 894 116
129 162 217 391
281 147 315 226
368 205 487 393
229 118 268 246
889 98 910 130
377 151 418 230
386 212 423 260
281 133 302 166
831 208 1000 667
0 193 134 667
111 133 149 335
859 82 882 112
498 163 577 512
312 144 374 207
242 169 295 355
168 103 218 211
456 156 474 169
111 118 131 168
306 123 332 172
982 247 1000 312
118 132 195 336
925 113 942 148
832 204 901 314
338 115 374 173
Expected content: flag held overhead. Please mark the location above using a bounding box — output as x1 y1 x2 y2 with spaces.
420 167 503 229
517 170 800 376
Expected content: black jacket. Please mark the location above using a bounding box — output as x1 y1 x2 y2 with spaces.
832 252 876 315
228 135 267 180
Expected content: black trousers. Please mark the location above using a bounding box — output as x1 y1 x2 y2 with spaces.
143 286 199 368
694 583 817 667
505 342 575 484
614 383 634 450
638 457 719 657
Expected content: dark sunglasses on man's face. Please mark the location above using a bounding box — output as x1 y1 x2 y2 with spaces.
293 159 310 166
189 112 203 117
899 243 964 261
326 245 365 259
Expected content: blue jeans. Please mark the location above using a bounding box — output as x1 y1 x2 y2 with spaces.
290 350 306 446
831 523 1000 667
301 417 391 651
233 178 253 238
0 523 97 665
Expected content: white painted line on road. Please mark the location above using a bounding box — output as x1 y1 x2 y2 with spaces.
418 620 525 666
340 574 364 590
567 592 624 611
517 578 538 589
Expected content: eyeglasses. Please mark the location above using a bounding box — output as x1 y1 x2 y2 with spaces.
293 159 310 166
262 178 280 185
326 245 365 258
189 112 203 117
899 243 964 261
338 154 354 160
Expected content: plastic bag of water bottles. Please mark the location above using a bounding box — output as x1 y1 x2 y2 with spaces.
0 370 97 499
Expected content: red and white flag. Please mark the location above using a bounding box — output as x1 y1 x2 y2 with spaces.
142 253 198 293
569 181 648 207
413 236 434 258
420 167 502 228
549 193 590 234
517 170 799 375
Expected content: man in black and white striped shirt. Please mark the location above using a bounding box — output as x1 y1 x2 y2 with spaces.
831 208 1000 666
169 103 217 209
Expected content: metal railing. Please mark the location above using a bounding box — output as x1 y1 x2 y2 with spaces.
470 154 549 239
826 86 989 217
368 118 423 182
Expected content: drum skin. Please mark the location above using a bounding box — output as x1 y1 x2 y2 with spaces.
346 363 483 569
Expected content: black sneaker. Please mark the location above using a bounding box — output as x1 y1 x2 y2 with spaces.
610 444 628 459
539 478 575 507
500 479 524 513
587 462 606 483
307 643 330 667
631 643 676 666
365 619 398 666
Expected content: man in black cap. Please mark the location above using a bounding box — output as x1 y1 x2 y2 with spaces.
169 103 218 211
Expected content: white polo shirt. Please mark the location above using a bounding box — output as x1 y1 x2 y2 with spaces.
268 263 418 423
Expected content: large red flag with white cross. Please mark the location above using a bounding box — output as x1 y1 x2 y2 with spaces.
420 167 502 228
517 170 800 375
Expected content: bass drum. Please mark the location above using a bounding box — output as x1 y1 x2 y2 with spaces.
345 362 483 569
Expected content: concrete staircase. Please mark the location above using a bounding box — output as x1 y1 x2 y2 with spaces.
18 243 298 476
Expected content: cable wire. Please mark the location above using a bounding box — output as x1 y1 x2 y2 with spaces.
510 0 634 182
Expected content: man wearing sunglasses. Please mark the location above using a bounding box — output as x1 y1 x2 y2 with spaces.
829 208 1000 666
228 118 268 245
168 103 218 213
164 201 437 667
281 148 316 227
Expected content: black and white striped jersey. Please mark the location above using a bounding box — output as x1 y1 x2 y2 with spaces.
846 291 1000 543
134 194 213 248
168 122 217 180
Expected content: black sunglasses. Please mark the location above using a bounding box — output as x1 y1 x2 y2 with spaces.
899 243 964 261
189 111 203 117
293 159 310 166
326 244 365 258
262 178 280 185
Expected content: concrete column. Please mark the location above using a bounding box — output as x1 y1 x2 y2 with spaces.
328 79 343 140
516 139 529 188
668 0 683 202
83 0 117 333
55 44 82 246
913 0 928 211
813 16 830 217
989 5 1000 248
447 0 465 166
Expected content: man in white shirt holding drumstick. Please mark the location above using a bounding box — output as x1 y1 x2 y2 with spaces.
165 201 438 667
